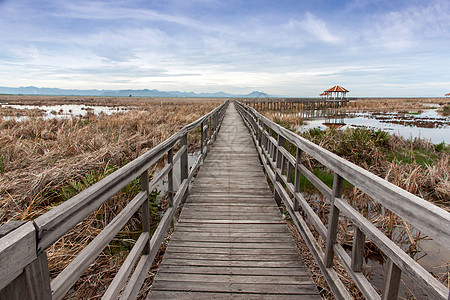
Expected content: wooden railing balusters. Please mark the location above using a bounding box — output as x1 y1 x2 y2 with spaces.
293 148 302 211
180 133 189 205
140 169 150 254
351 227 365 272
167 148 174 207
381 259 402 300
325 173 344 267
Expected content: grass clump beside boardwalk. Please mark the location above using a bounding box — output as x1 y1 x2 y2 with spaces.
0 96 221 299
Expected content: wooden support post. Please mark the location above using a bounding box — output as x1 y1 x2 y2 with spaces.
351 226 365 272
23 252 52 300
324 173 344 267
180 134 189 204
382 259 402 300
274 135 286 212
200 120 205 155
168 148 174 207
293 148 302 211
271 130 276 163
208 117 212 143
140 169 150 254
257 117 262 148
0 222 51 300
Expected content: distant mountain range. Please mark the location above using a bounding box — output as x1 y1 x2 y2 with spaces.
0 86 271 98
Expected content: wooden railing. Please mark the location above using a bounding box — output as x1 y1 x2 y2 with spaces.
0 100 228 300
235 101 450 300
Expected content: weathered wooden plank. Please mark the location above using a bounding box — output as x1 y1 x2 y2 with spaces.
183 203 278 209
147 290 318 299
0 221 27 238
174 224 288 231
157 265 310 276
165 247 298 255
178 214 281 221
163 252 302 261
174 226 289 233
23 252 52 300
169 236 296 243
154 273 312 284
170 231 289 238
176 219 285 224
150 280 319 294
0 222 36 291
167 241 296 249
161 258 305 268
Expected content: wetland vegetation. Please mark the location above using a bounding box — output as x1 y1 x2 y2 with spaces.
0 95 221 298
260 98 449 299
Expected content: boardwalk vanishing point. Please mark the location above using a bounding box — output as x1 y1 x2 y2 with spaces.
148 104 320 299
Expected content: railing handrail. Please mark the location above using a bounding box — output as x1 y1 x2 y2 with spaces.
235 100 449 300
0 100 229 300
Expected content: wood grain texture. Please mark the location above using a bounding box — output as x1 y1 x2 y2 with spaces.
147 103 320 299
0 222 36 291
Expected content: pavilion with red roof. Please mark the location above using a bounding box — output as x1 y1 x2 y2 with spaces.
323 85 349 100
319 91 328 99
445 93 450 97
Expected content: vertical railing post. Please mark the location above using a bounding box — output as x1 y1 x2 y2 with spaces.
167 148 174 207
200 120 205 156
324 173 344 267
274 134 286 212
180 133 189 204
293 148 302 211
213 113 218 141
140 169 150 254
351 226 365 272
382 259 402 300
257 117 262 148
0 222 52 300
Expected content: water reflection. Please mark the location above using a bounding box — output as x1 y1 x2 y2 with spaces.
1 103 128 121
292 108 450 144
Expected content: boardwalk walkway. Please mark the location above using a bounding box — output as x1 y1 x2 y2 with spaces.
147 103 320 299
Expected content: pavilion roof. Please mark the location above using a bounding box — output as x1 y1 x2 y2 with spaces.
445 93 450 96
325 85 349 93
319 92 328 96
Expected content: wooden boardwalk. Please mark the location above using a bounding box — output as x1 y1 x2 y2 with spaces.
147 104 320 299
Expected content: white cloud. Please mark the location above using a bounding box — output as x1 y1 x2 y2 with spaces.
286 12 341 44
360 1 450 51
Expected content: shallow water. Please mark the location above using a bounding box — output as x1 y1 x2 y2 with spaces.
1 103 128 120
296 108 450 144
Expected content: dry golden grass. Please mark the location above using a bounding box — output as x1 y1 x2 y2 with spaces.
257 100 449 299
346 97 450 112
0 95 222 298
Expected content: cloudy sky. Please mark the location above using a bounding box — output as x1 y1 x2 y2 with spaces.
0 0 449 97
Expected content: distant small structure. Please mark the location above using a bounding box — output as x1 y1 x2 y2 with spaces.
323 85 349 100
445 93 450 97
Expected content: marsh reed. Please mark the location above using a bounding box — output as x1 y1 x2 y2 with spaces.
0 96 221 298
